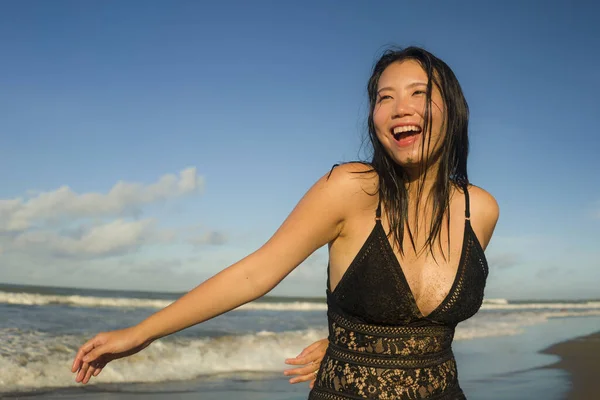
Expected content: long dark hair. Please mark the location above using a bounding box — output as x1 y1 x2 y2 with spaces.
362 46 470 259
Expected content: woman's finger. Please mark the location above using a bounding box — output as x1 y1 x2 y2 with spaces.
72 338 99 372
284 362 320 377
75 362 90 383
289 373 314 384
285 348 324 365
82 343 110 364
285 339 327 363
285 356 311 365
285 351 311 364
92 362 106 377
289 369 319 384
83 364 97 384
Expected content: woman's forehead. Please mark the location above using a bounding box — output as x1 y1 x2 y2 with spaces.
378 60 428 87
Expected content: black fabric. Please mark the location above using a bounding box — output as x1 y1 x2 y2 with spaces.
309 184 488 400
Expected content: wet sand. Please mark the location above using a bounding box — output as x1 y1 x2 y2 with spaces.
542 331 600 400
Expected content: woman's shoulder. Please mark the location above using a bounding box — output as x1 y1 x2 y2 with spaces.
465 183 499 248
325 162 379 189
465 184 499 218
317 162 379 207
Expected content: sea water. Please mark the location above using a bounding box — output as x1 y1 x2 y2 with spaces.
1 283 599 397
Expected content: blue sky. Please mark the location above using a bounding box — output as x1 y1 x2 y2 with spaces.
0 0 598 300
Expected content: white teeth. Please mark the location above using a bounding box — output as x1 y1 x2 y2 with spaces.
392 125 421 134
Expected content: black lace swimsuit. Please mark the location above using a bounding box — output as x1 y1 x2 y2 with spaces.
308 185 488 400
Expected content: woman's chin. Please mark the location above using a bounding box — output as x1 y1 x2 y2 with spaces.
388 147 443 171
391 152 423 168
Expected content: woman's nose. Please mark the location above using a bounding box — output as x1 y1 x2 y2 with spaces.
392 98 415 119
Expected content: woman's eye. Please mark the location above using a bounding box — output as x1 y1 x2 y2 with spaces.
377 95 392 102
413 90 426 96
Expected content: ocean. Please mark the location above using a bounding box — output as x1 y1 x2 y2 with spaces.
1 283 599 399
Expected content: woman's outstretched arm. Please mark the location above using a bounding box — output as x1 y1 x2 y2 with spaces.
71 167 360 383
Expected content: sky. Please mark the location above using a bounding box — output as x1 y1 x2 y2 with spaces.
0 0 599 300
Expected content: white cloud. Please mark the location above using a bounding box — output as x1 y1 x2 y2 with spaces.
10 219 155 259
0 166 242 291
0 167 203 232
0 167 205 265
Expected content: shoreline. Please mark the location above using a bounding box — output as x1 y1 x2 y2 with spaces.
541 330 600 400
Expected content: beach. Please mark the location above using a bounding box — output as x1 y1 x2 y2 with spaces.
455 316 600 400
542 331 600 400
1 283 599 400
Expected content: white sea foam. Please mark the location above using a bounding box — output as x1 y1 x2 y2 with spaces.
482 298 509 305
1 305 600 392
2 291 598 312
239 301 327 311
0 291 327 311
0 291 174 309
480 302 600 310
0 328 326 392
455 309 600 340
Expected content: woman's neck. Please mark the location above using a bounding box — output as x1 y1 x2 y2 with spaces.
405 161 441 200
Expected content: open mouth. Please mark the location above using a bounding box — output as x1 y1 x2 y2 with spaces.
391 125 422 145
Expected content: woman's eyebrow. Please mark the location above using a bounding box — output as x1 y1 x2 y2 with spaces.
406 81 428 88
377 82 428 93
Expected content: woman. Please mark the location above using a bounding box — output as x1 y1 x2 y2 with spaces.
71 46 499 399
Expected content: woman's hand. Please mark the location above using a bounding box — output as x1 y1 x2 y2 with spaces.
284 338 329 388
71 326 151 384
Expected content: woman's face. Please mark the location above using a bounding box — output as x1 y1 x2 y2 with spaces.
373 60 446 169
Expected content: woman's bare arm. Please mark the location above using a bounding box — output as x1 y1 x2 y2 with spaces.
72 166 365 381
134 169 359 341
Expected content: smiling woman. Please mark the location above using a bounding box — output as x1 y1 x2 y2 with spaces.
71 46 499 400
375 68 442 162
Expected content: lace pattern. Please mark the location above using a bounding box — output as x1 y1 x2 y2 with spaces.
311 347 461 399
310 384 465 400
329 311 455 358
309 310 463 399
